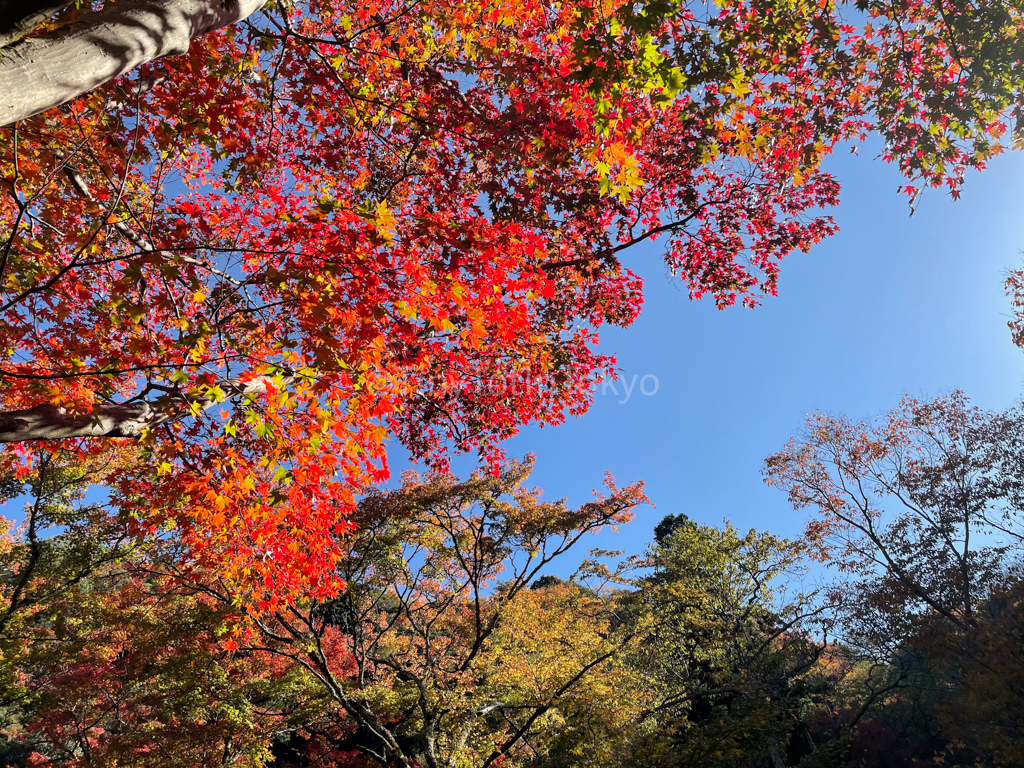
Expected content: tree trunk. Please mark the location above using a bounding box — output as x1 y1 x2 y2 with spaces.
0 0 268 127
0 0 72 48
0 375 290 442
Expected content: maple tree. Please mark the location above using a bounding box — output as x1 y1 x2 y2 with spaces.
0 455 299 766
0 458 641 767
0 463 859 768
0 449 138 734
0 458 647 766
9 570 303 768
238 458 645 768
1 0 1024 604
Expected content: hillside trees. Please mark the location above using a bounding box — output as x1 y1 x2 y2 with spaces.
7 566 305 768
241 458 646 768
0 448 137 718
615 517 838 768
0 453 309 766
8 434 1024 766
766 392 1024 644
0 458 650 767
767 392 1024 766
0 460 855 768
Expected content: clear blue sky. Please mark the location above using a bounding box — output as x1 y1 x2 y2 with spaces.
27 141 1024 580
408 141 1024 570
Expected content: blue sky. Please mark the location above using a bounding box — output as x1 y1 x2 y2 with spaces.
25 139 1024 580
411 141 1024 571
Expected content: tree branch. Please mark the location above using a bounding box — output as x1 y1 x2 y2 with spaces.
0 374 291 442
0 0 269 126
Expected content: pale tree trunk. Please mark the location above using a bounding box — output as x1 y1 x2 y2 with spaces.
0 0 269 127
0 375 290 442
0 0 72 48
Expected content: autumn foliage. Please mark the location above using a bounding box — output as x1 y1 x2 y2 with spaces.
2 0 1023 602
0 0 1022 762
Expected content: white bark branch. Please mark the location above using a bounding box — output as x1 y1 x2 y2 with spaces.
0 1 72 49
0 0 269 126
0 374 290 442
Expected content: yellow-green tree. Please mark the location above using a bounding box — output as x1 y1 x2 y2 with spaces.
247 457 647 768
